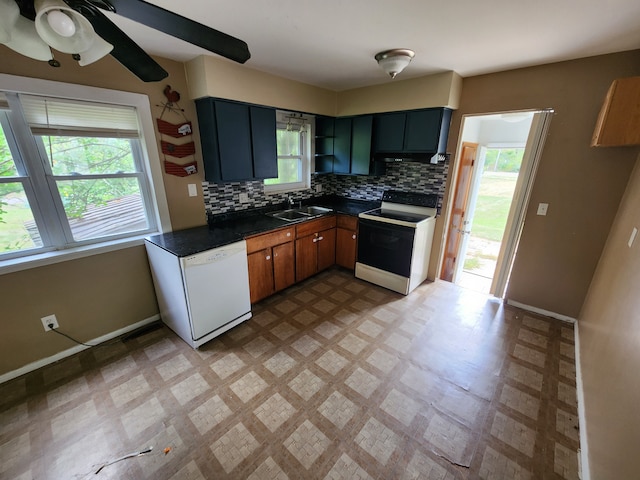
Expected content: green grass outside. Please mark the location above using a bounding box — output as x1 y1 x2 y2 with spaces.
470 172 518 242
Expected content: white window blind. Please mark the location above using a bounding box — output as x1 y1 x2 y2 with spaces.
19 94 140 138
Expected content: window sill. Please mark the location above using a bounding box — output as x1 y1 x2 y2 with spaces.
264 184 311 195
0 234 153 276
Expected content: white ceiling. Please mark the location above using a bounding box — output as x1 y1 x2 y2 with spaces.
107 0 640 91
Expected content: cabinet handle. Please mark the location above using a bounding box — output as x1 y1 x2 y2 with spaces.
312 238 318 243
286 232 291 237
318 236 324 241
352 234 356 240
266 255 271 260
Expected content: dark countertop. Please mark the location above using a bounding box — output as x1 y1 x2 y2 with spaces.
145 196 380 257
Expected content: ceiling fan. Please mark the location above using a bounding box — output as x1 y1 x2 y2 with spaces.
0 0 251 82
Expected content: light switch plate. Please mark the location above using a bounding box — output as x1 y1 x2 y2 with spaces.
537 203 549 216
187 184 197 197
628 227 638 248
315 184 323 193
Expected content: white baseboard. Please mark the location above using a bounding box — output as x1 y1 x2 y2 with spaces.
0 315 160 385
574 322 591 480
505 299 577 324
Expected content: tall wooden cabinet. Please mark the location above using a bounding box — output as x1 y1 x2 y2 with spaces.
592 76 640 147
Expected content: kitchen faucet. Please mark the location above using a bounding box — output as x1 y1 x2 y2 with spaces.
288 196 301 208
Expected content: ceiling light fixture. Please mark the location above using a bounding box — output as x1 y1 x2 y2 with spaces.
375 49 415 79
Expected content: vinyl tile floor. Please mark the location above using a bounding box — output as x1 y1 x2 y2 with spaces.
0 268 580 479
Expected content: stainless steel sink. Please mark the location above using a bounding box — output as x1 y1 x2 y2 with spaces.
267 205 333 222
297 206 332 216
268 209 310 221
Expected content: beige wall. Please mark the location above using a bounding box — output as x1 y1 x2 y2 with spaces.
578 154 640 479
0 49 207 376
185 55 338 115
441 50 640 318
185 55 462 117
337 71 462 116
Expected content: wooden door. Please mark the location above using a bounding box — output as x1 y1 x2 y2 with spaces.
441 142 478 281
247 249 274 303
273 242 295 292
336 227 357 269
296 235 317 282
317 227 336 272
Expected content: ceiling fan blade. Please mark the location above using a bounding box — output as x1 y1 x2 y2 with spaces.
64 1 168 82
93 0 251 64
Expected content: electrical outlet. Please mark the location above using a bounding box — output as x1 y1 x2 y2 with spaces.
315 184 323 193
239 193 249 203
41 314 59 331
536 203 549 216
187 184 197 197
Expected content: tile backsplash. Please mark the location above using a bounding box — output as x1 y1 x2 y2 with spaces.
202 161 449 216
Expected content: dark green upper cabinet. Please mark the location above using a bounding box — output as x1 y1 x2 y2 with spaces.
314 116 334 174
195 98 277 183
250 106 278 179
332 115 374 176
351 116 374 175
373 108 452 155
373 112 405 152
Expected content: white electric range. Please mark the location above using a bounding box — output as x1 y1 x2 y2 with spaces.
356 190 438 295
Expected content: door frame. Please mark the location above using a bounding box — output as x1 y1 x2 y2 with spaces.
438 109 554 297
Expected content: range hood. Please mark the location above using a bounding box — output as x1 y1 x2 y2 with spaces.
375 152 450 164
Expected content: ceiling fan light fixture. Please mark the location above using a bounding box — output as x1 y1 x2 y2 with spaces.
77 35 113 66
3 15 53 61
375 49 415 79
46 10 76 37
0 0 20 44
35 0 95 54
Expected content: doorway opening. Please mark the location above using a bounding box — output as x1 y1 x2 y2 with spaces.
440 110 553 297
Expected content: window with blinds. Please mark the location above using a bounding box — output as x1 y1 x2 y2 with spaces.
0 91 158 259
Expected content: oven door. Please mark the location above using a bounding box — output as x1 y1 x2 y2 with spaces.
357 219 415 277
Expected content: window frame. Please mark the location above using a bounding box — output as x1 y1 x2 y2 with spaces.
0 74 170 273
264 112 311 194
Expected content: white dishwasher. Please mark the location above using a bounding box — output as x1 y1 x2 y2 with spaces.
145 239 252 349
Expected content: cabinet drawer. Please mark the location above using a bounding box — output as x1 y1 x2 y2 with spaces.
296 215 336 238
246 227 294 253
336 214 357 230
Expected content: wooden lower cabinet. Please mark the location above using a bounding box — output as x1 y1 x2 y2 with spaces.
335 214 358 270
295 216 337 282
246 227 295 304
273 242 295 291
247 249 275 304
317 227 336 271
247 214 357 302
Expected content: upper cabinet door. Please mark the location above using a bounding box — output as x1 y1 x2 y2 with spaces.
333 117 352 174
215 101 254 181
195 98 278 183
250 106 277 179
404 109 442 152
372 108 452 155
351 115 373 175
373 113 406 152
